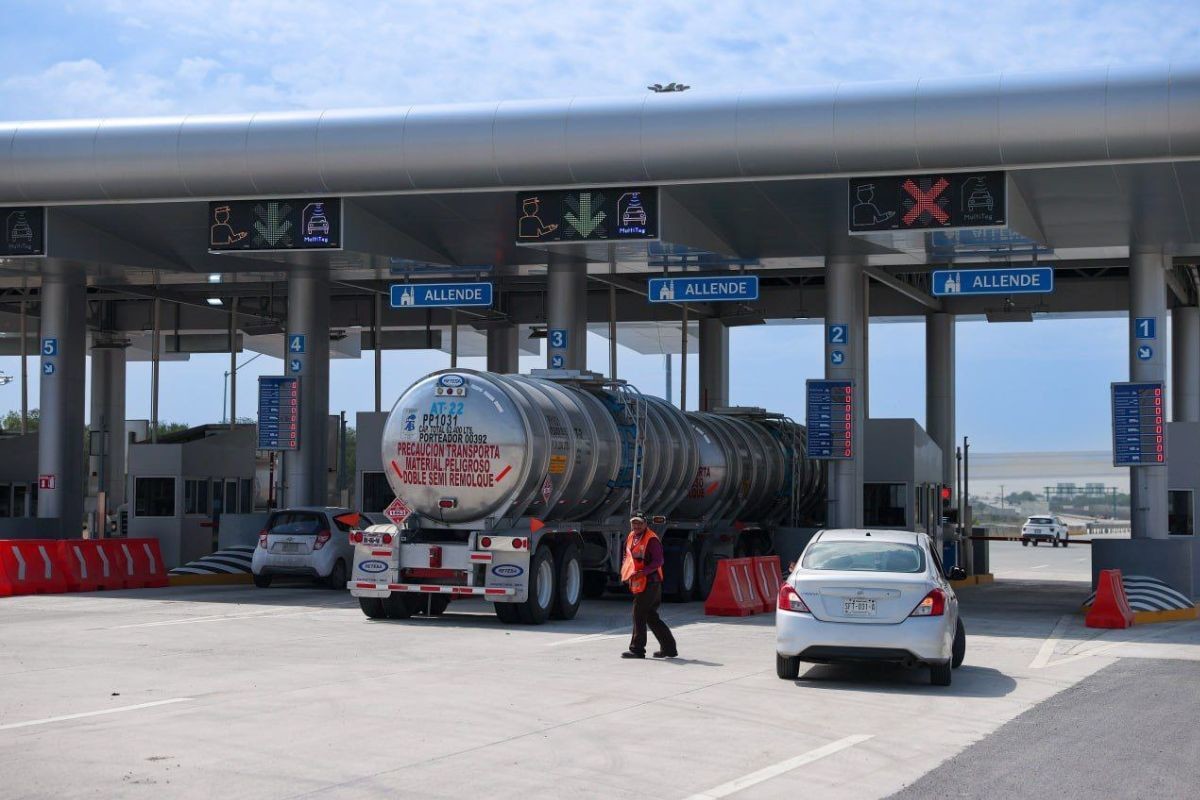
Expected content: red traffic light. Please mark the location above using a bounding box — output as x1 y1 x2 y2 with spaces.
940 486 952 501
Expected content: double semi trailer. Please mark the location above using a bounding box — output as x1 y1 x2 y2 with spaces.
350 369 825 624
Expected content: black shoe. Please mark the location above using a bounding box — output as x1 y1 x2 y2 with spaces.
653 650 678 659
621 650 645 659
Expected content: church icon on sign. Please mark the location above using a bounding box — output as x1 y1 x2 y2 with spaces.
941 273 962 294
657 282 675 301
398 286 416 307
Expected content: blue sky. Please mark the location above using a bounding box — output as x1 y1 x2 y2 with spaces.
1 1 1198 451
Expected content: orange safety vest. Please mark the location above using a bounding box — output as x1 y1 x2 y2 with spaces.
620 529 663 595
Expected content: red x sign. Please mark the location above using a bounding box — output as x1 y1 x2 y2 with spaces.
901 177 950 226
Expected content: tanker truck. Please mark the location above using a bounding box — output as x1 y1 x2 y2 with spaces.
349 368 824 624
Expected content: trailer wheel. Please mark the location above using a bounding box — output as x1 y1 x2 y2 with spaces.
494 600 520 624
516 546 555 625
582 571 607 599
382 592 414 619
359 597 386 619
670 548 697 603
419 595 450 616
326 559 348 590
551 542 583 620
696 551 719 601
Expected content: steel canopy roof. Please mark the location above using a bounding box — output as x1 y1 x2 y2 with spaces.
2 63 1200 205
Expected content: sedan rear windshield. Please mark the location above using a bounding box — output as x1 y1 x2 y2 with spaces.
801 541 926 574
267 511 325 535
1028 517 1054 525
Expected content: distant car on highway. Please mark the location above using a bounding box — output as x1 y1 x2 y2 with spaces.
775 529 967 686
1021 515 1069 547
251 507 362 589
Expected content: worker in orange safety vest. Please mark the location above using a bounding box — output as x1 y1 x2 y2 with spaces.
620 514 678 659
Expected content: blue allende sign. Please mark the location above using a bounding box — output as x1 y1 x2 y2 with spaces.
647 276 758 303
931 266 1053 296
391 282 493 308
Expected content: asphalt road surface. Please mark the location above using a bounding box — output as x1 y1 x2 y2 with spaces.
888 657 1200 800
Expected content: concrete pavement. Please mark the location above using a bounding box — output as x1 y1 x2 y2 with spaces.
1 548 1197 799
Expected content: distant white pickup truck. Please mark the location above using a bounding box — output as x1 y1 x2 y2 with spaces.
1021 516 1069 547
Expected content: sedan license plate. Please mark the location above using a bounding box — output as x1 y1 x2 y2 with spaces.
362 532 384 546
843 598 876 617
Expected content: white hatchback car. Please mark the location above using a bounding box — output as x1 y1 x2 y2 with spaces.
251 507 361 589
775 529 967 686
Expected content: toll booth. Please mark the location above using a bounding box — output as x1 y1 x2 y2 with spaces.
863 419 944 536
0 432 48 536
126 425 259 567
356 412 390 516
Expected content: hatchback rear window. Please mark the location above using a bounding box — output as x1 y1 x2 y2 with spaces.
267 511 325 535
801 541 926 574
1028 517 1053 525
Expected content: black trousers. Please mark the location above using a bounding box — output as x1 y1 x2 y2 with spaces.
630 582 677 655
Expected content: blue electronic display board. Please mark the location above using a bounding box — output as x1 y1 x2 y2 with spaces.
1111 382 1166 467
258 376 300 451
806 379 855 460
848 172 1006 233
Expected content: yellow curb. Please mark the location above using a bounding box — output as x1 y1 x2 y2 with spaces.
1132 607 1198 624
168 573 254 587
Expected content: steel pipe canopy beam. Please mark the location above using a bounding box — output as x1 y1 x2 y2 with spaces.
4 64 1200 203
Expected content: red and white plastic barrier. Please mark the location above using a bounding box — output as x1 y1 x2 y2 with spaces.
0 537 168 598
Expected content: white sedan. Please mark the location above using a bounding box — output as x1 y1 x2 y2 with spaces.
775 529 966 686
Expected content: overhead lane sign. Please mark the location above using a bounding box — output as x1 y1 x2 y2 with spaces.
647 276 758 303
209 198 341 252
931 266 1053 296
391 282 493 308
515 188 659 244
848 172 1006 233
2 207 45 257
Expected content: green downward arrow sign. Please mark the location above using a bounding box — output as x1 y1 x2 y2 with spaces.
254 202 293 246
564 192 606 238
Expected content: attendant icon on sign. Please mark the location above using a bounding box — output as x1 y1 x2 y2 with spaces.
210 206 248 246
851 184 895 228
518 197 558 240
658 282 675 301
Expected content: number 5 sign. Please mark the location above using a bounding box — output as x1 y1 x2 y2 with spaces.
41 338 58 356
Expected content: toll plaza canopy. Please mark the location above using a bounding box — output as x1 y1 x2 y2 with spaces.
2 62 1200 326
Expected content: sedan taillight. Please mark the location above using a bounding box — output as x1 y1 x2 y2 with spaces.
910 588 946 617
777 584 810 613
313 529 332 550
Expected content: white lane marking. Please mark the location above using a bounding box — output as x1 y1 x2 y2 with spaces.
1030 564 1049 570
684 734 873 799
1030 615 1122 669
0 698 193 733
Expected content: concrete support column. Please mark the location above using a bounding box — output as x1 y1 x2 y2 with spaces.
486 324 520 374
1172 305 1200 422
284 269 330 508
925 313 956 491
825 256 866 528
37 265 87 536
89 343 127 527
1130 248 1169 539
546 253 587 370
698 317 729 411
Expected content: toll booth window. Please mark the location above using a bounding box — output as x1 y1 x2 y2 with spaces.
864 483 908 528
184 479 209 515
226 480 239 513
1169 490 1194 535
13 484 27 517
240 479 254 513
0 484 11 517
361 471 390 515
135 477 176 517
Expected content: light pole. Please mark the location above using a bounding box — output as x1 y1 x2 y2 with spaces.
223 352 264 423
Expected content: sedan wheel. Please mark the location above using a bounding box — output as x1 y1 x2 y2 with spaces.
776 653 801 680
